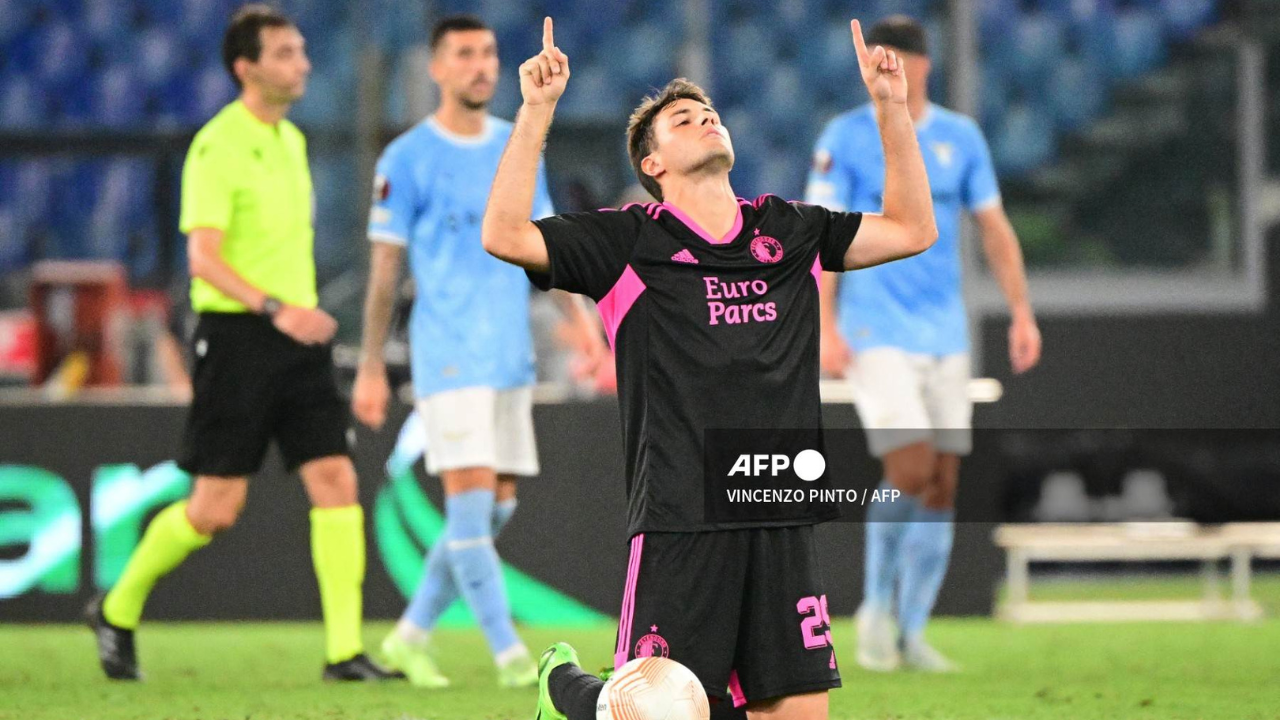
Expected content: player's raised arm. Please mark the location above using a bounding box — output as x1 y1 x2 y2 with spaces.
843 19 937 270
481 17 569 272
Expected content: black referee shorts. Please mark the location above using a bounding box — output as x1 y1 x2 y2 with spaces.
178 312 351 477
614 525 841 708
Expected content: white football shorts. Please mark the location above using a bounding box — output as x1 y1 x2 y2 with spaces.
847 347 973 458
416 385 540 476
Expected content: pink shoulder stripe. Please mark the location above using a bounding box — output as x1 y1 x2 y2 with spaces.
597 265 646 351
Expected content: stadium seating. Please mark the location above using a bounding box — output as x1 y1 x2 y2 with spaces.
712 0 1220 198
0 0 1223 279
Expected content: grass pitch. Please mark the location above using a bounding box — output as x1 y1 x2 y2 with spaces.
4 578 1280 719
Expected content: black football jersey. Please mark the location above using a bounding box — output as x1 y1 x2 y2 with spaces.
530 194 862 534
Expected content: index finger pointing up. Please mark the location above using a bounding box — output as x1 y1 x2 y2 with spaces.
851 19 868 66
543 16 554 51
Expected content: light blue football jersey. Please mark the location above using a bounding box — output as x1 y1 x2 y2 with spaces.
368 115 554 398
805 103 1000 355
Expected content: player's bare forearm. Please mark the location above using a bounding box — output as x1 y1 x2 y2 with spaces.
481 103 553 272
187 228 269 311
358 241 404 368
876 100 937 250
483 18 568 273
553 290 607 371
843 20 937 269
818 270 852 376
819 271 841 333
975 204 1041 372
553 290 597 331
975 205 1032 316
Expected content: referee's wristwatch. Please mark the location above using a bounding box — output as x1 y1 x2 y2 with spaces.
260 296 284 318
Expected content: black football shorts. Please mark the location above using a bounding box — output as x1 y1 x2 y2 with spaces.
612 524 841 708
178 312 351 477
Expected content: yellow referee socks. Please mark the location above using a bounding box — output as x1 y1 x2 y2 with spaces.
103 501 212 629
310 505 366 663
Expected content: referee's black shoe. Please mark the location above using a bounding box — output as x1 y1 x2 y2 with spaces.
85 594 140 681
322 653 406 682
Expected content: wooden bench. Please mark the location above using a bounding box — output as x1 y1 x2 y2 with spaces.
994 523 1280 623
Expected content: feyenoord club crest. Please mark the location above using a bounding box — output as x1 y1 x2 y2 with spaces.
634 626 670 659
750 234 784 264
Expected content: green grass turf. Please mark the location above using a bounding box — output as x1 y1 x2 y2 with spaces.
4 609 1280 720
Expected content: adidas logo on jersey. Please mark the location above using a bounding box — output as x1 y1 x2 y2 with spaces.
671 249 699 264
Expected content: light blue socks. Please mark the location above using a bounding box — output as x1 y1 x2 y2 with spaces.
401 496 518 638
441 490 519 655
863 479 917 611
896 504 955 639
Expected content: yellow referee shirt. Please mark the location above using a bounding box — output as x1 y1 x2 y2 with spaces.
179 100 317 313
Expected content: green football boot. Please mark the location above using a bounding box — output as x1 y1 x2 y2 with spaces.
380 632 450 688
534 642 581 720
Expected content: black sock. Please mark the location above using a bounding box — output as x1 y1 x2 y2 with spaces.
548 664 605 720
710 698 749 720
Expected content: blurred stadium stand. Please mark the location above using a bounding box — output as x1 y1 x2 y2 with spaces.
0 0 1274 354
1 0 1243 309
0 0 683 294
712 0 1239 271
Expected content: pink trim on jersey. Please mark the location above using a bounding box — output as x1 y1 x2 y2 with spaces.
729 669 747 707
810 256 823 289
597 265 646 352
660 201 743 244
752 193 778 209
615 533 646 670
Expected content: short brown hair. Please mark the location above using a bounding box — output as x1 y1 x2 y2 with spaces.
867 15 928 56
222 4 294 89
626 78 714 201
429 14 490 54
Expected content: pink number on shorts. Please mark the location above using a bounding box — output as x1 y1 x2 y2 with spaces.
797 595 833 650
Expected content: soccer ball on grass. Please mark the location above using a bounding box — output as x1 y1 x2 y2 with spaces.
596 657 710 720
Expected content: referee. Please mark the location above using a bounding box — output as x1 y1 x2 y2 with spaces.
87 5 398 682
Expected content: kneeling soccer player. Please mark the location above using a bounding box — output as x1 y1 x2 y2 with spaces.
482 17 937 720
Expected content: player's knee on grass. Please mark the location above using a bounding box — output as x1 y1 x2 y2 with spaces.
187 477 248 535
300 455 359 508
